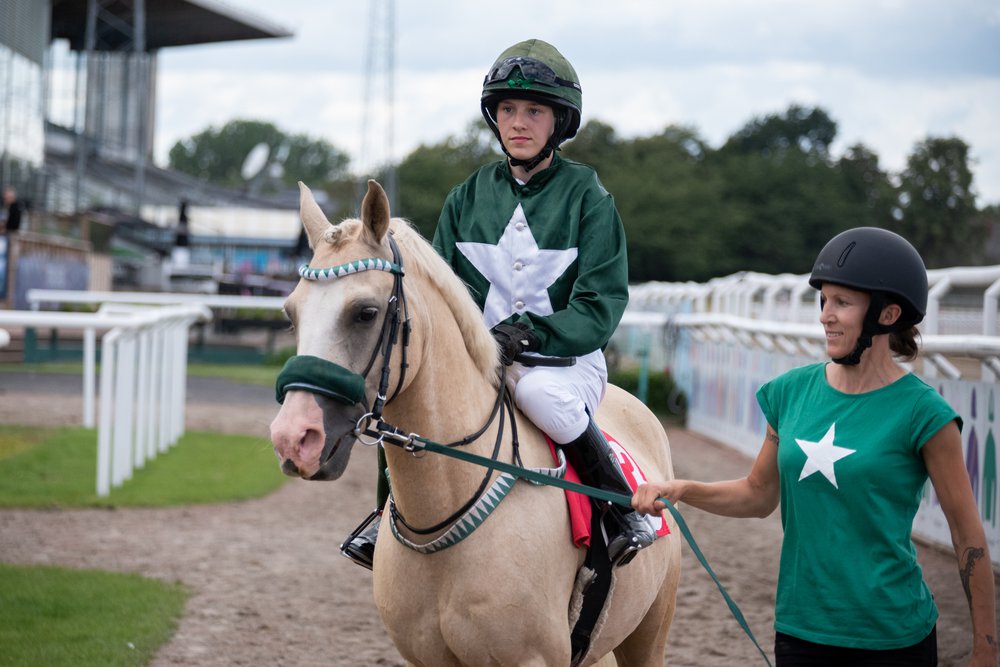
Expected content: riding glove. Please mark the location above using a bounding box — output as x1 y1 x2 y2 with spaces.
491 322 540 365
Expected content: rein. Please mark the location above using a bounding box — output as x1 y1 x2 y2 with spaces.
373 422 773 667
280 233 772 666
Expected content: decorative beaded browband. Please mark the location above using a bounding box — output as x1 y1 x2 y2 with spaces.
298 257 404 281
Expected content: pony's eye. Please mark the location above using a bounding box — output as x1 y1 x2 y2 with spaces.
358 307 379 323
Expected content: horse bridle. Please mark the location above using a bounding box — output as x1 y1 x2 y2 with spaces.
275 233 410 465
274 231 521 533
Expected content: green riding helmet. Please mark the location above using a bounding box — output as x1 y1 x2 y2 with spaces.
481 39 582 167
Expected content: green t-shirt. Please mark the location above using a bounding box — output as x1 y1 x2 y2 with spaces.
756 363 961 649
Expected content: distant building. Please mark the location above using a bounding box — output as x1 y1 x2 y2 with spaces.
1 0 301 306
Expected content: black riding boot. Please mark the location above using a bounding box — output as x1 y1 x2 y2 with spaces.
340 508 381 571
340 446 389 571
563 419 656 567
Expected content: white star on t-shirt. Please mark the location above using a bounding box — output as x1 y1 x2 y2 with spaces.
456 203 578 329
794 423 856 489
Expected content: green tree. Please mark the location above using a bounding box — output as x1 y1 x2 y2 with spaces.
711 105 859 275
892 136 983 267
974 204 1000 264
837 143 896 228
168 119 349 190
396 120 500 238
387 105 993 284
721 105 838 161
566 123 725 282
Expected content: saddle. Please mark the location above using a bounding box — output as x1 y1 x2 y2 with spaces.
546 432 671 666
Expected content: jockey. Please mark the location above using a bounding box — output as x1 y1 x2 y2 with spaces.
341 38 655 570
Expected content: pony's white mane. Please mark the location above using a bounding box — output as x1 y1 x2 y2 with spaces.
387 219 500 385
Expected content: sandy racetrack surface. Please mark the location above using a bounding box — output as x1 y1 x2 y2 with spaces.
0 373 995 666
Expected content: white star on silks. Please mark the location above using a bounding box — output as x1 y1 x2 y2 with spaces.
456 204 578 329
794 423 856 489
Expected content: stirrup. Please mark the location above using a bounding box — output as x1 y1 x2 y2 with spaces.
605 505 656 568
340 509 381 571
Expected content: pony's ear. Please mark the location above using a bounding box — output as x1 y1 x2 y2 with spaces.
360 179 391 244
298 181 330 249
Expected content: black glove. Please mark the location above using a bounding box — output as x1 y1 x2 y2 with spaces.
491 322 540 366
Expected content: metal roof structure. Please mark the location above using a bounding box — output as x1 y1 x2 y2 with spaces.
42 0 297 219
50 0 292 52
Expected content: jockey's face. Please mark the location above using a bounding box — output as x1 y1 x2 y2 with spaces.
495 98 556 164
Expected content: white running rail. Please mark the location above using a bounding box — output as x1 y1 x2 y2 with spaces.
619 267 1000 565
0 304 211 496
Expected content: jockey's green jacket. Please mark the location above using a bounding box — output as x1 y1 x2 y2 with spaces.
433 154 628 358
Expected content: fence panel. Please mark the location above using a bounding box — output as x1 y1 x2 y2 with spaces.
623 268 1000 565
0 305 210 495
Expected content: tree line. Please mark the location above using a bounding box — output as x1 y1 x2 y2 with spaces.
168 106 998 283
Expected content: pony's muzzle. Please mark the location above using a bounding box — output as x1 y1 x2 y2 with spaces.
281 458 302 477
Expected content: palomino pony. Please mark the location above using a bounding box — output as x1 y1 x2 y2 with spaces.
271 180 681 666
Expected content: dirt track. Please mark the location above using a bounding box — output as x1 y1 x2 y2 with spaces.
0 373 994 665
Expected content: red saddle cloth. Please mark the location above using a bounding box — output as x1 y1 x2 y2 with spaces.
546 431 672 549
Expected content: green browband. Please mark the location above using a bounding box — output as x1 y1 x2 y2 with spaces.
275 354 366 405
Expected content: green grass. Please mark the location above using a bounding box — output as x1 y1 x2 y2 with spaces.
188 362 279 386
0 361 279 388
0 563 187 667
0 425 285 508
0 364 286 665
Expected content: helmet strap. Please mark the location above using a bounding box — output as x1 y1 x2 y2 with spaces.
506 143 555 172
832 291 894 366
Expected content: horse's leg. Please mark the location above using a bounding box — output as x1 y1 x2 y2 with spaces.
610 545 682 667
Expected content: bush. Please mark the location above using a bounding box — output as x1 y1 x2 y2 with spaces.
266 345 297 366
609 367 687 420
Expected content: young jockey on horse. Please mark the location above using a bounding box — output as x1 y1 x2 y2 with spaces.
341 38 655 571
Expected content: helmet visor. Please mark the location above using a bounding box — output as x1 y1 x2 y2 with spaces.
484 56 581 93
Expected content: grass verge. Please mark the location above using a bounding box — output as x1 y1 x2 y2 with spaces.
0 425 284 508
0 361 279 388
0 563 187 667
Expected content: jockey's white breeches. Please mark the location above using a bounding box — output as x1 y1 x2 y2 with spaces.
509 349 608 444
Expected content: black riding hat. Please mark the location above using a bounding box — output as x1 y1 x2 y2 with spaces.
809 226 928 330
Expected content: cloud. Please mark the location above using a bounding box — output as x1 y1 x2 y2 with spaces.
153 0 1000 202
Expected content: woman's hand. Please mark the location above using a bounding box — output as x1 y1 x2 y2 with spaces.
632 481 685 516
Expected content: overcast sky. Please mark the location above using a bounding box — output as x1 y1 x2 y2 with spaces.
154 0 1000 203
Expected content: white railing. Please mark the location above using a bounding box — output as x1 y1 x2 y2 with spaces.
621 267 1000 565
0 304 211 496
0 329 9 348
27 289 285 312
16 289 287 497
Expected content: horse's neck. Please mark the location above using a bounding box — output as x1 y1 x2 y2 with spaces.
380 293 543 526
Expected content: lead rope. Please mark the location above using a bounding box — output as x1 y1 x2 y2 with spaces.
376 427 774 667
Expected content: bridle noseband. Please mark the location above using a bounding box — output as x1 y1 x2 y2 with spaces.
276 232 410 444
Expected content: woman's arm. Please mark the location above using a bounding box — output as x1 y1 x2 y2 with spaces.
633 426 781 519
922 420 999 666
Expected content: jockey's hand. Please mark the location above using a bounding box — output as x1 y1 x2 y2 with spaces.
491 322 540 366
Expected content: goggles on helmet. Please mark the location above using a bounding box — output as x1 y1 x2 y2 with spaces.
484 56 581 93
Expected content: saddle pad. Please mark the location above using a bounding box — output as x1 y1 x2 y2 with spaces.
546 438 593 548
546 431 672 549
